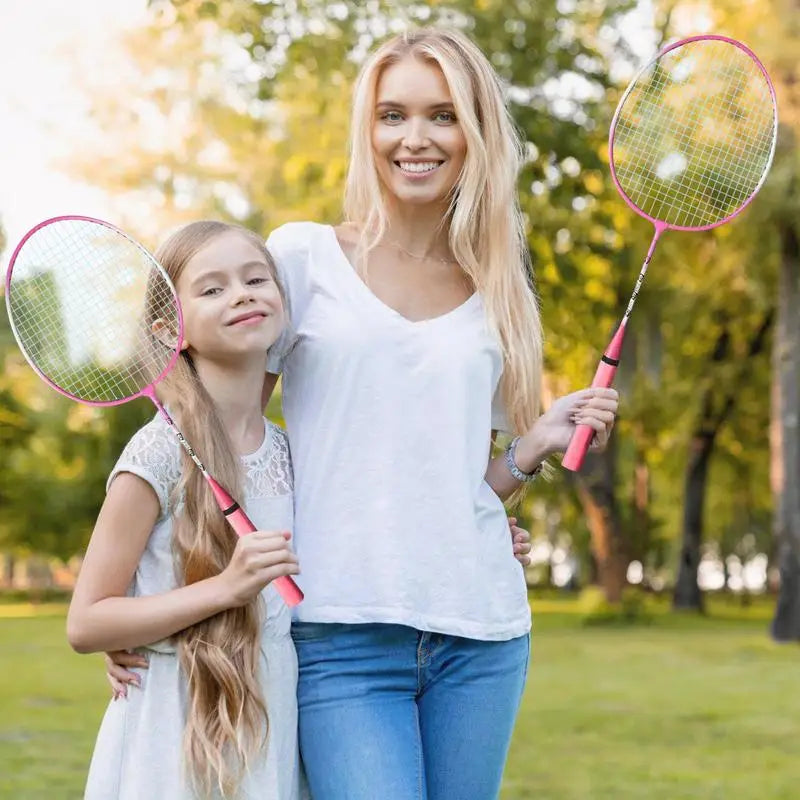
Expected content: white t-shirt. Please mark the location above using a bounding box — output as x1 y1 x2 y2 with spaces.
266 221 531 641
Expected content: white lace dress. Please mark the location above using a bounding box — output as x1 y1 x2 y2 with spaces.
84 415 302 800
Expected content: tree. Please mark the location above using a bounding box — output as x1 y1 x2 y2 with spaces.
689 0 800 634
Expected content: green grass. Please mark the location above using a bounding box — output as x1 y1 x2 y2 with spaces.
1 600 798 799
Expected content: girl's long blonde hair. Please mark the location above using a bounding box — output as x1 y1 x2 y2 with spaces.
147 220 283 798
344 27 544 439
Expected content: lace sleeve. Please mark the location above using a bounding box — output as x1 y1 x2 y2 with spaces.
244 422 294 498
106 417 182 517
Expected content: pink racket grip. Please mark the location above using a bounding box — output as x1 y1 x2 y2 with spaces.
207 477 304 607
561 359 617 472
562 323 626 472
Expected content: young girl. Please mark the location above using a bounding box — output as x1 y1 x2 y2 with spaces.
67 221 303 799
108 25 617 800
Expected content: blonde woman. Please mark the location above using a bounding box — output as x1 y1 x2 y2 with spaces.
260 28 617 799
67 221 303 799
107 26 617 800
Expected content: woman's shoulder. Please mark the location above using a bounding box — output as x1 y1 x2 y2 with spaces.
266 220 333 255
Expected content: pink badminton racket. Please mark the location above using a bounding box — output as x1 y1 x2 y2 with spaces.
563 34 778 471
5 215 303 607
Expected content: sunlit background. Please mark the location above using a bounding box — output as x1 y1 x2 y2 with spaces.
1 1 798 798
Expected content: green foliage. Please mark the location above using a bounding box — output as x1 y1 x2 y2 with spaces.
3 0 791 580
576 584 654 625
0 347 150 559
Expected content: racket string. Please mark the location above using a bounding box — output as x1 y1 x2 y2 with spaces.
8 219 179 403
613 38 776 229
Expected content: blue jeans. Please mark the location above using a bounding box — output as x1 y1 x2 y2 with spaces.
291 622 530 800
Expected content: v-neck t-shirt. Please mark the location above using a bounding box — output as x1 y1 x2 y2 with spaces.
266 221 530 641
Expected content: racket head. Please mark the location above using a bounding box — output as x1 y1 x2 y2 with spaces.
609 34 778 233
4 215 183 406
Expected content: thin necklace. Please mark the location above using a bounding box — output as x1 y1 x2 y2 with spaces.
381 239 458 265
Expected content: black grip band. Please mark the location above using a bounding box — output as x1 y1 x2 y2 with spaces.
222 502 240 516
601 355 619 367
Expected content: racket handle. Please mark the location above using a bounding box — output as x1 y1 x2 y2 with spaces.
207 477 304 608
561 323 625 473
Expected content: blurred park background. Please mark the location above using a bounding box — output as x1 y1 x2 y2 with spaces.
1 0 799 797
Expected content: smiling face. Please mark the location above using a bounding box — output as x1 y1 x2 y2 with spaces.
371 54 467 210
174 231 285 362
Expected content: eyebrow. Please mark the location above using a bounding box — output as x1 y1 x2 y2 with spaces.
375 101 455 110
190 261 268 288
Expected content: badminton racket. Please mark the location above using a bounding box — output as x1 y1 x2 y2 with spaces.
563 34 778 471
4 215 304 606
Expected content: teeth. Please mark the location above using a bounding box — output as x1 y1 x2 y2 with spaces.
398 161 440 173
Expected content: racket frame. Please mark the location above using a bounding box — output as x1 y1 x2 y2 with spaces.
5 215 185 407
609 34 778 234
563 35 778 472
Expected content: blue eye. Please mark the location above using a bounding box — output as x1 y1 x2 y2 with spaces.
201 287 221 296
434 111 456 123
381 110 403 123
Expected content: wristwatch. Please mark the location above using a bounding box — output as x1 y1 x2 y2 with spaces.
504 436 542 482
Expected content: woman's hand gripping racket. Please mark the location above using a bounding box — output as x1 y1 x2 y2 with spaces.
4 215 303 607
563 34 778 470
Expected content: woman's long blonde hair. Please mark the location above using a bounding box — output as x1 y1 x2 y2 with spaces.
147 220 283 798
344 27 544 439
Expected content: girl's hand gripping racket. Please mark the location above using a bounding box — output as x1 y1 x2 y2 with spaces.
563 34 778 471
4 215 303 607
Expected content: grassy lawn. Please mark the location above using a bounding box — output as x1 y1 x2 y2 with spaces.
1 598 798 799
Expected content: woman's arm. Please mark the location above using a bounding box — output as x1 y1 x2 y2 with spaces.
487 388 619 501
486 428 551 501
67 472 298 654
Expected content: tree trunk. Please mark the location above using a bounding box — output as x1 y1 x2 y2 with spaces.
771 222 800 641
2 554 15 588
673 431 715 611
633 448 651 564
576 437 629 602
673 312 774 612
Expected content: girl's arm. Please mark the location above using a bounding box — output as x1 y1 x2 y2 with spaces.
67 472 298 654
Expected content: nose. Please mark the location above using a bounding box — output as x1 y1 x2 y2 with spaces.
231 281 256 306
402 116 431 150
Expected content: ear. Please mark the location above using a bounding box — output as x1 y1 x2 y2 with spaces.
151 318 184 351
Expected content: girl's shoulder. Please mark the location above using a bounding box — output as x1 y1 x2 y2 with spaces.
266 419 290 450
243 420 293 498
107 415 181 517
